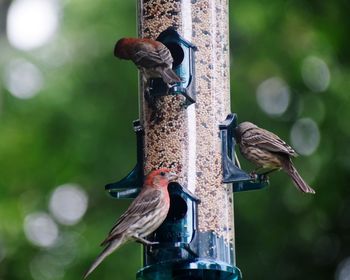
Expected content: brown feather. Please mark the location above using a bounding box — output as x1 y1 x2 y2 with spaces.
236 121 315 194
84 168 176 278
100 188 163 245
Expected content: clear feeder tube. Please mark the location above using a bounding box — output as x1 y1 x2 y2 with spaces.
138 0 236 277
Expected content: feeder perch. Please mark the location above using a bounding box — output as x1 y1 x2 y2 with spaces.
149 27 197 106
220 113 269 192
105 120 144 199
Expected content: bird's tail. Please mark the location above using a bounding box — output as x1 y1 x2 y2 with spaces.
283 160 315 194
161 68 182 84
83 236 125 279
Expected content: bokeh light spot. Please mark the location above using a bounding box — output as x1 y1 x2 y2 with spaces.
49 184 88 226
4 59 43 99
7 0 59 50
301 56 330 92
336 257 350 280
291 118 320 156
24 212 59 248
256 77 290 116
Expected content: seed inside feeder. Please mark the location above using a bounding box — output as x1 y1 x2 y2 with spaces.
139 0 234 265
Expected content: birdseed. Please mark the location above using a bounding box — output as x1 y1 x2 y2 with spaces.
138 0 234 253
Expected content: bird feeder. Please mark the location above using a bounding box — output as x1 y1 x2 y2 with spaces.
149 27 197 106
106 0 268 279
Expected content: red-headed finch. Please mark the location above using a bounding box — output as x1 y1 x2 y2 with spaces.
235 122 315 194
114 38 181 86
83 168 177 279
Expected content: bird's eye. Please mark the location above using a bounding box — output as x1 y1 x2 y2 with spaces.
160 171 165 176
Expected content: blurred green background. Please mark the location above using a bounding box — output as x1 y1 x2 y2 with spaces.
0 0 349 279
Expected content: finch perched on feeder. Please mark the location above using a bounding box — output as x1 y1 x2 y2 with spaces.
235 122 315 194
114 38 181 87
83 168 177 279
114 38 181 123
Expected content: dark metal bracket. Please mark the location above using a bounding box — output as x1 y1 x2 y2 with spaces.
148 27 197 107
105 120 144 199
219 113 269 192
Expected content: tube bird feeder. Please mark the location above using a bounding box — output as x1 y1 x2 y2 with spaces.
106 0 268 279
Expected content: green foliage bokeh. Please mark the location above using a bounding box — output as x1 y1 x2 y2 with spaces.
0 0 349 279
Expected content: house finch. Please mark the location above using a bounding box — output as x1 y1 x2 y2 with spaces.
83 168 177 279
235 122 315 194
114 38 181 123
114 38 181 86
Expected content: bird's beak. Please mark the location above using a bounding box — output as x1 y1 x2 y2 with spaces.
167 172 178 182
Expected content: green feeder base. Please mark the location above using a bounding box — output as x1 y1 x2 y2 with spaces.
137 259 242 280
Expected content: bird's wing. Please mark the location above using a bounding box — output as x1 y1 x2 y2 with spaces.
100 188 162 245
243 127 297 156
156 44 174 65
132 43 173 68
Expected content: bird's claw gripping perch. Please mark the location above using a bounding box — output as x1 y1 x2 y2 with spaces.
249 172 258 180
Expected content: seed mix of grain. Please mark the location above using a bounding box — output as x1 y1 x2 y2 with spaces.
138 0 234 246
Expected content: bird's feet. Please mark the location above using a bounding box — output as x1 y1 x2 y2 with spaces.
249 171 270 182
133 235 159 246
249 171 258 180
260 174 269 182
143 240 159 246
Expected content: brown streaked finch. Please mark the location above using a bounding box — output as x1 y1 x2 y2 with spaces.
114 37 182 122
235 122 315 194
114 38 181 87
83 168 177 279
